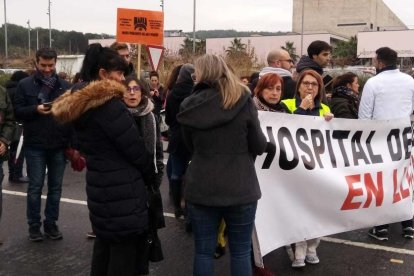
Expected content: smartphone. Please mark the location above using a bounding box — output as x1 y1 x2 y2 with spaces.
43 102 53 110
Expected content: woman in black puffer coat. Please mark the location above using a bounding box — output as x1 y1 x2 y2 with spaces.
52 44 151 276
330 72 360 119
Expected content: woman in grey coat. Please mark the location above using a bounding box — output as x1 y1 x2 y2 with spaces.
177 54 268 276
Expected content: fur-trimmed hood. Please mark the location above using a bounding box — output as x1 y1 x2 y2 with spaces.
52 79 127 124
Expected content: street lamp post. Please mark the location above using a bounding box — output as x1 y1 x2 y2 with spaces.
27 20 31 57
36 28 39 50
300 0 304 56
192 0 196 54
47 0 52 47
3 0 7 60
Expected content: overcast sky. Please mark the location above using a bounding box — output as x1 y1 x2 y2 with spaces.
2 0 414 34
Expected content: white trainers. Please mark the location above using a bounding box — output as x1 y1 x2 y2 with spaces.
292 259 306 268
305 255 320 264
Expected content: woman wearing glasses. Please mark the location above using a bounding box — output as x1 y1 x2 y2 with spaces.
122 76 165 274
282 69 333 120
281 69 333 269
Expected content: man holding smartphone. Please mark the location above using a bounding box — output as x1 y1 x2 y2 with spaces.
13 48 71 242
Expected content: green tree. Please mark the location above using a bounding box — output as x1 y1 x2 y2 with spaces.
179 37 205 61
225 39 257 78
281 41 299 63
332 36 358 67
225 38 247 58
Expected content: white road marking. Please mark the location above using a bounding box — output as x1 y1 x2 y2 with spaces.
4 189 414 256
321 236 414 256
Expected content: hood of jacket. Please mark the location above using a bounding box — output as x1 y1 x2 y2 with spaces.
177 82 250 130
259 67 292 78
52 79 126 124
296 55 323 75
5 80 18 89
170 81 194 101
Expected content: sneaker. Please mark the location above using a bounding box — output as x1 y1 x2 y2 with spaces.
368 228 388 241
86 231 96 239
292 259 306 268
402 227 414 239
305 255 320 264
29 225 44 242
44 223 63 240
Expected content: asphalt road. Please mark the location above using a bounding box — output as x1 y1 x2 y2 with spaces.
1 158 414 275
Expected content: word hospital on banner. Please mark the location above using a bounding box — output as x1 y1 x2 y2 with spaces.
254 112 414 256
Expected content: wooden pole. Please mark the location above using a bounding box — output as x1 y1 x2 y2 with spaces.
137 44 141 79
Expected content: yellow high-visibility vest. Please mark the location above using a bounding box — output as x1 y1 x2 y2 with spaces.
282 98 330 117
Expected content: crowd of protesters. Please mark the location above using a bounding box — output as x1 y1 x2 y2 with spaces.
0 40 414 276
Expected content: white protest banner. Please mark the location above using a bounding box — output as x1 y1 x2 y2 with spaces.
255 112 414 256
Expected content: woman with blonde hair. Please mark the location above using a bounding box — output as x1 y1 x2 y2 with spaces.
177 54 268 276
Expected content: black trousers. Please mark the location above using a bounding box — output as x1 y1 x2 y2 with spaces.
376 218 414 231
90 234 147 276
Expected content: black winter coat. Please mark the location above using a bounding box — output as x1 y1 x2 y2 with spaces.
165 81 192 159
281 76 296 100
330 86 359 119
13 75 72 149
52 80 151 242
177 83 267 206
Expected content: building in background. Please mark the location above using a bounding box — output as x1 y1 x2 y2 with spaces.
292 0 407 38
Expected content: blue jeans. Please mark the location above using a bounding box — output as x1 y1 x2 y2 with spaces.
25 147 66 226
169 153 188 181
188 202 257 276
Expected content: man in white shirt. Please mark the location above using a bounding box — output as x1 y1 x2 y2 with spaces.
359 46 414 241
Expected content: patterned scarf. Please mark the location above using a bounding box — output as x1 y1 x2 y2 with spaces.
253 96 287 113
127 98 158 173
35 69 58 103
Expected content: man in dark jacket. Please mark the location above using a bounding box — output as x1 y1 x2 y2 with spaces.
296 40 331 75
5 70 30 184
296 40 332 104
0 85 16 245
13 48 71 242
259 49 296 99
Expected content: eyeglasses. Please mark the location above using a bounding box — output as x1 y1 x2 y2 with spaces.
127 86 141 93
301 81 319 88
279 59 294 64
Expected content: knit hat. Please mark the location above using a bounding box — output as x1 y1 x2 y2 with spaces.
176 63 195 84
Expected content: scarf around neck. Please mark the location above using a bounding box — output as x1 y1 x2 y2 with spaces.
35 69 58 103
127 98 158 173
